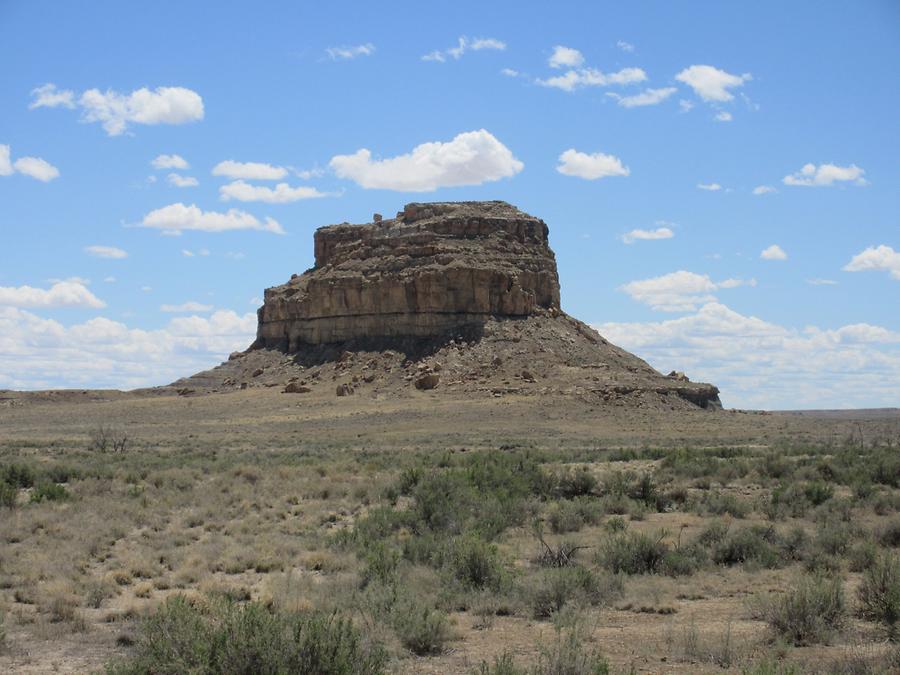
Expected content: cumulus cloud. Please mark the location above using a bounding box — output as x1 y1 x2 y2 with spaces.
32 85 204 136
167 173 198 188
329 129 522 192
0 307 257 390
620 270 755 312
621 226 674 244
85 245 128 259
537 67 646 92
548 45 584 69
219 180 330 203
606 87 677 108
160 301 213 313
152 154 188 170
843 245 900 281
138 203 285 235
556 149 629 180
783 163 867 187
761 244 788 261
500 68 520 77
29 83 75 109
753 185 776 195
0 280 105 309
1 145 59 181
715 111 733 122
595 302 900 409
675 65 751 102
616 40 635 53
211 160 288 181
697 183 721 191
326 43 375 60
422 36 506 62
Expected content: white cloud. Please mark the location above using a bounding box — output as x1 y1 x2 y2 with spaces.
152 154 189 170
715 111 733 122
753 185 776 195
761 244 788 261
29 83 75 109
807 278 838 286
141 286 153 292
422 36 505 62
620 270 755 312
783 163 867 187
843 245 900 281
219 180 330 203
1 145 59 181
622 227 674 244
12 156 59 182
181 248 210 257
556 149 629 180
616 40 635 53
0 280 105 309
211 160 288 181
0 307 257 390
325 43 375 60
329 129 523 192
548 45 584 69
678 99 694 113
537 67 646 92
85 245 128 259
138 203 285 235
697 183 721 191
500 68 520 77
675 65 751 102
104 276 116 283
595 302 900 409
167 173 199 188
62 86 204 136
606 87 677 108
160 301 213 313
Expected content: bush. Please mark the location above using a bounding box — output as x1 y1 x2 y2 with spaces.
878 519 900 548
391 600 450 655
803 481 834 506
858 553 900 639
713 527 782 568
533 628 610 675
107 595 386 674
554 468 597 499
447 536 507 591
1 463 36 488
757 574 846 645
0 482 16 508
696 491 749 518
599 532 668 575
547 498 603 534
29 481 69 503
527 567 622 619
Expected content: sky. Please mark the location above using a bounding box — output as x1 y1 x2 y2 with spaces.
1 0 898 409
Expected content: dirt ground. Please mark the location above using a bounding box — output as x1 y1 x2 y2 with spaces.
1 388 898 673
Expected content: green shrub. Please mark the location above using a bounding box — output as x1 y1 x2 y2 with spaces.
29 481 69 503
554 468 597 499
695 491 749 518
1 463 36 489
547 498 602 534
475 652 526 675
532 628 610 675
803 481 834 506
0 482 16 509
106 595 386 674
879 519 900 548
391 600 450 655
848 540 879 573
360 541 399 588
713 527 782 568
527 567 622 619
757 574 846 645
447 536 507 591
858 553 900 639
599 532 668 575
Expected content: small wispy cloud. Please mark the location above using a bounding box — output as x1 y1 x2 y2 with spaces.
325 43 375 60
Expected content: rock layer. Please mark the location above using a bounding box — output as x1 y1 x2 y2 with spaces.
255 201 560 350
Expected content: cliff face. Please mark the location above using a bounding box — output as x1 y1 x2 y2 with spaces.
255 201 561 350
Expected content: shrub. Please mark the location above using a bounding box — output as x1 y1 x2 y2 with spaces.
547 498 602 534
599 532 668 575
0 482 16 509
447 536 507 591
757 574 846 645
391 600 450 655
527 567 621 619
107 595 386 674
696 491 749 518
475 652 526 675
360 542 399 588
858 553 900 639
533 628 610 675
29 481 69 503
878 519 900 548
713 527 782 568
554 468 597 499
803 481 834 506
1 463 36 488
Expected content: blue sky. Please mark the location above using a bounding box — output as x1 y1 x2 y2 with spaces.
1 0 898 409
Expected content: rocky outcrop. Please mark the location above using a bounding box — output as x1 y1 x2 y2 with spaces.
254 201 560 350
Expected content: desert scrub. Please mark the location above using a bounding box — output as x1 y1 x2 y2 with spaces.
857 553 900 639
755 573 847 645
546 497 602 534
712 526 784 569
391 598 451 655
106 594 386 674
598 531 669 575
526 566 622 619
29 481 70 503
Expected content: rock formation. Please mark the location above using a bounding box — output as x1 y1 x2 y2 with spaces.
175 201 722 410
254 201 560 350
